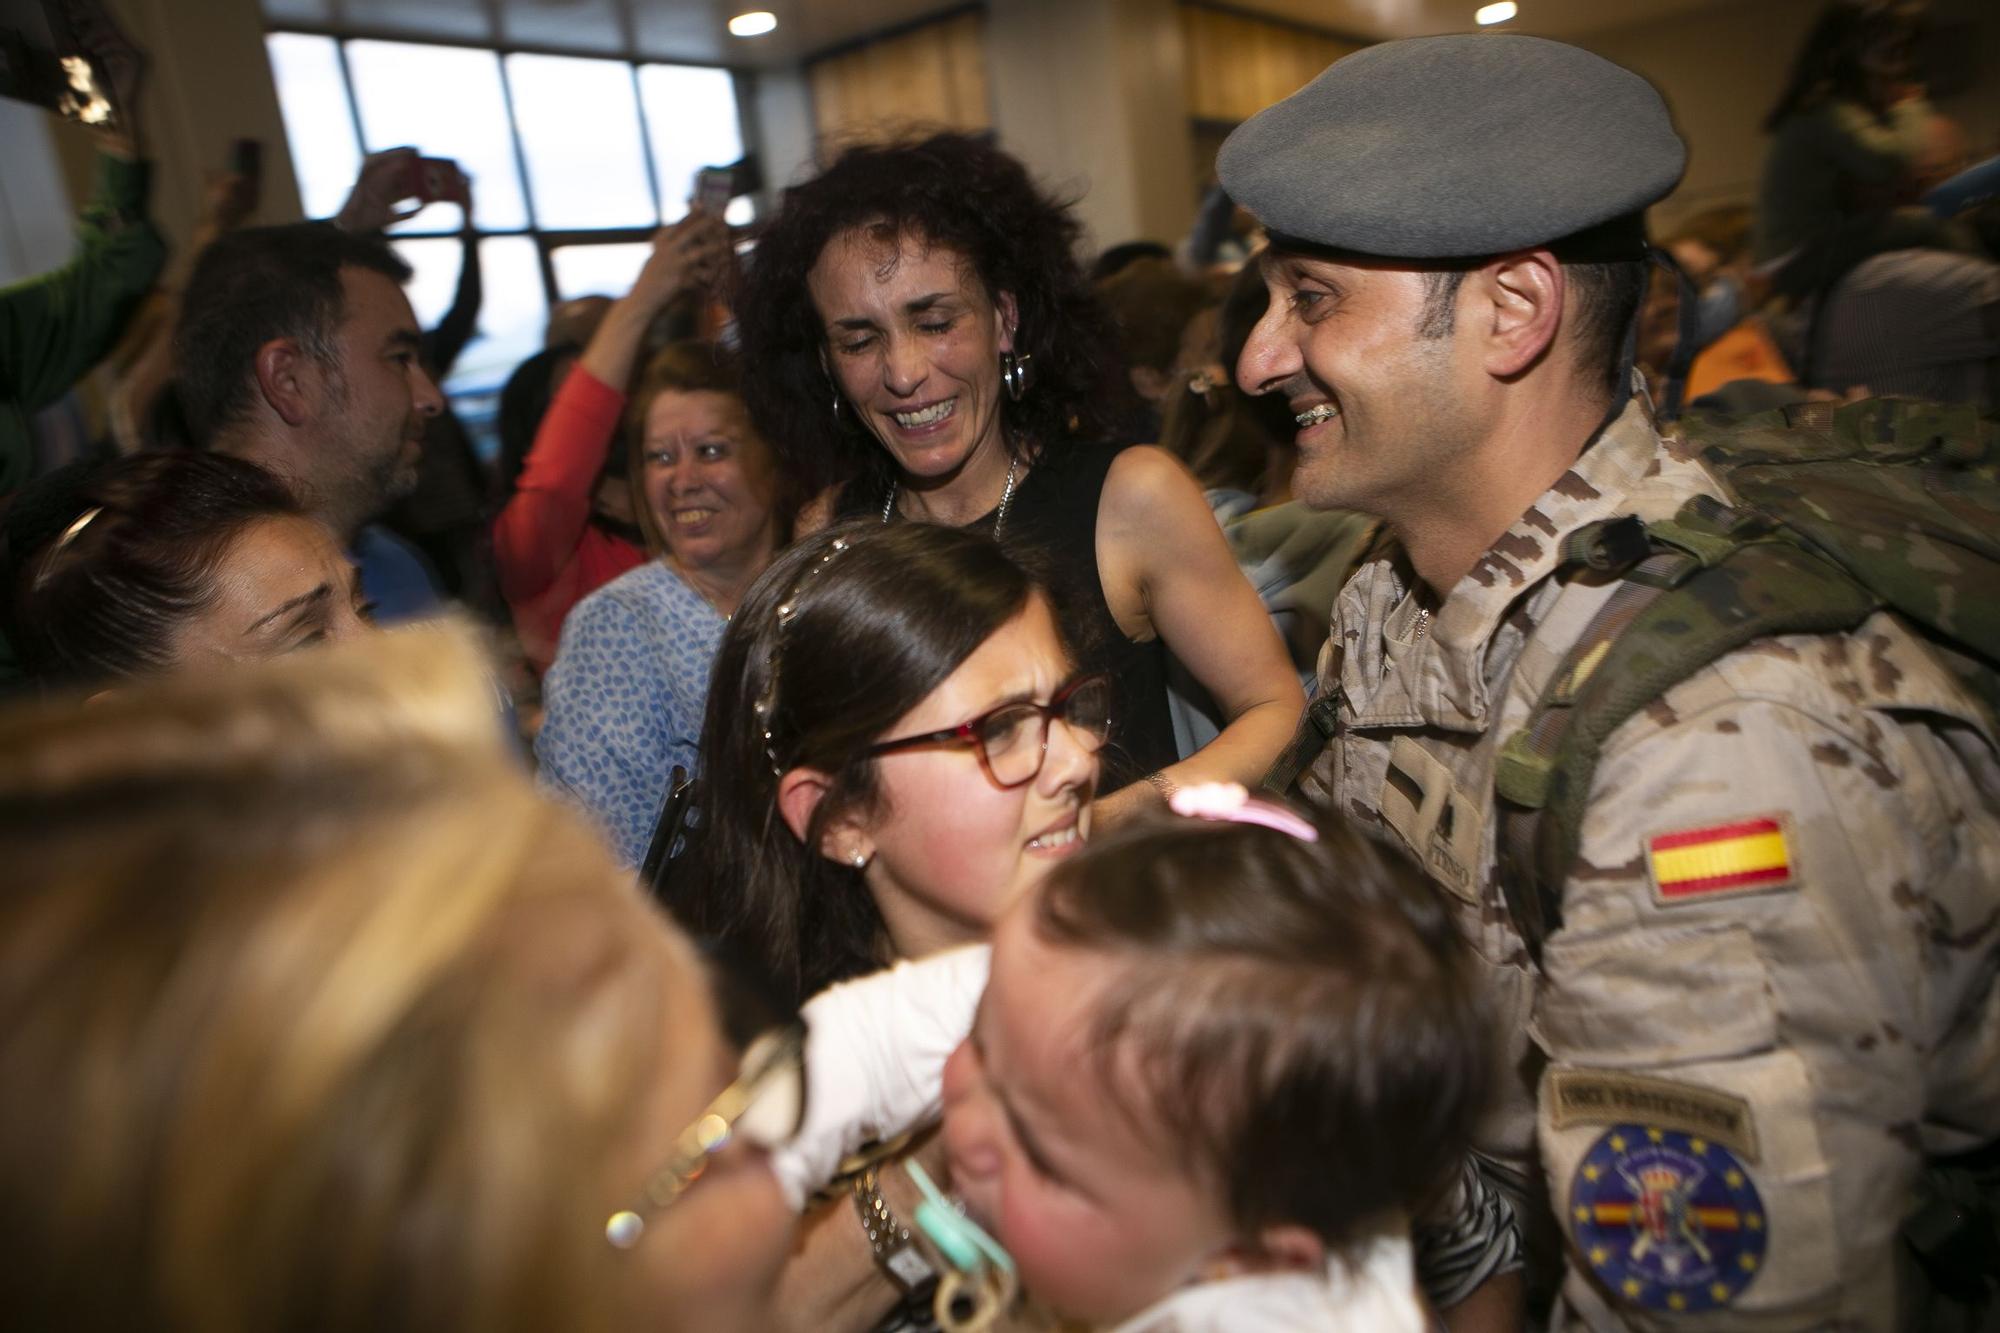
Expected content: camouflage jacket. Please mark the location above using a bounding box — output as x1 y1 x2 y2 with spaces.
1302 394 2000 1329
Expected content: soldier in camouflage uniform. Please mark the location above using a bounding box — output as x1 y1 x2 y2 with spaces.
1220 33 2000 1330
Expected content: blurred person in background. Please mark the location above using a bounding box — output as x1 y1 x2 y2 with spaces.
358 155 507 622
0 450 365 693
493 213 730 674
1 0 162 499
538 340 795 866
175 223 447 622
1094 254 1214 443
736 132 1301 823
0 623 798 1333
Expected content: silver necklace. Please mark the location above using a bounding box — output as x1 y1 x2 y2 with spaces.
880 456 1019 536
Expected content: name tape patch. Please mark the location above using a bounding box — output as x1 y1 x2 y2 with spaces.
1646 815 1795 906
1549 1069 1759 1162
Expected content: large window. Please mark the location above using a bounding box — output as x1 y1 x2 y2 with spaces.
265 31 748 411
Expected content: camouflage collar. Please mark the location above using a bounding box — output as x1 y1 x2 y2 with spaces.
1336 395 1714 731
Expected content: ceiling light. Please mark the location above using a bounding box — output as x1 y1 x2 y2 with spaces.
1475 2 1517 23
729 11 777 37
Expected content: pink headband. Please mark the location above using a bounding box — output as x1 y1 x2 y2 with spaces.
1168 782 1319 842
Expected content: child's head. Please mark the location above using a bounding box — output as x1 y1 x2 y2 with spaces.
940 788 1490 1325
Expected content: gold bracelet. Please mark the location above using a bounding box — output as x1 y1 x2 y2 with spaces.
1144 770 1179 800
851 1165 936 1292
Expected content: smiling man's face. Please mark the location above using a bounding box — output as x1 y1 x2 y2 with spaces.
1236 251 1483 516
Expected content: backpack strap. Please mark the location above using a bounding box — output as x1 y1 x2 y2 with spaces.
1261 686 1346 799
1493 505 1882 966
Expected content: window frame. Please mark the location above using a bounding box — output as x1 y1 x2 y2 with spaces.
265 23 754 322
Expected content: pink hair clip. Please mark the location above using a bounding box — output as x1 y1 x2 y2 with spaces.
1168 782 1319 842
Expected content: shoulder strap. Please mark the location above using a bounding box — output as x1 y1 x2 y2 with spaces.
640 765 698 904
1493 508 1881 966
1261 688 1345 799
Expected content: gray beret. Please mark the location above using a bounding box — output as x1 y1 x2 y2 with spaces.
1217 34 1685 259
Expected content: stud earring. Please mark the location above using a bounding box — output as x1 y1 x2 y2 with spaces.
850 850 869 869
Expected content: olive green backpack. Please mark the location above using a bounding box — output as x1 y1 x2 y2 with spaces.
1485 395 1999 960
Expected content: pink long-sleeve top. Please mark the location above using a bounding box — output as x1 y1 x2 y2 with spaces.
492 364 647 674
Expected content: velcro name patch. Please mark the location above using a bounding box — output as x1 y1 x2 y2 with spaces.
1548 1069 1759 1162
1645 815 1794 906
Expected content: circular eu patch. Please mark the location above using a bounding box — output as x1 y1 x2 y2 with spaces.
1570 1123 1768 1313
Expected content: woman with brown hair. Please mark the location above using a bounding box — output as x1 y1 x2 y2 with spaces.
538 338 796 866
0 625 799 1333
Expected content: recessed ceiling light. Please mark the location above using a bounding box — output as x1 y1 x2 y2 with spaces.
1475 1 1517 23
729 11 777 37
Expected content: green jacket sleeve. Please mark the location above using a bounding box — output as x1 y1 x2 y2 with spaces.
0 153 167 489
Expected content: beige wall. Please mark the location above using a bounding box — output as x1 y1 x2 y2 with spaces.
987 0 1197 255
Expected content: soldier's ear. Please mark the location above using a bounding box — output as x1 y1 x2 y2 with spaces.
1474 250 1564 380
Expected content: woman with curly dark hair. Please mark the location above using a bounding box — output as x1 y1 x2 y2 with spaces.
737 132 1301 824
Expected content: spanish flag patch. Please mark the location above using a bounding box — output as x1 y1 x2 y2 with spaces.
1645 816 1795 905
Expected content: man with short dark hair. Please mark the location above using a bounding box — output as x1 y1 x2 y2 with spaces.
1228 33 1999 1330
176 223 444 620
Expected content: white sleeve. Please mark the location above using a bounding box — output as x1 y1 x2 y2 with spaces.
765 944 992 1210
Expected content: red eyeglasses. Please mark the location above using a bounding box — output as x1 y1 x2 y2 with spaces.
860 673 1113 788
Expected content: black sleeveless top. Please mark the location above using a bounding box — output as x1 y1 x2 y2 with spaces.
838 440 1177 793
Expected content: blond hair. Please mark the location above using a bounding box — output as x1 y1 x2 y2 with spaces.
0 623 680 1333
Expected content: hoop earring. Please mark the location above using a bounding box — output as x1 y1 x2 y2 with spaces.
1000 350 1034 402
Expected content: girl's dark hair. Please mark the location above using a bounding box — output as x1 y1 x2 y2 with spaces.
3 452 308 688
735 132 1123 504
622 340 800 556
1765 0 1922 131
675 521 1044 1008
1035 803 1492 1256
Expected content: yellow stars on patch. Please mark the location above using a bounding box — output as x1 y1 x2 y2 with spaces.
1740 1254 1759 1272
1624 1278 1644 1299
1583 1163 1602 1182
1747 1212 1765 1231
1668 1293 1688 1311
1711 1283 1731 1303
1725 1168 1745 1188
1575 1205 1591 1223
1647 1127 1664 1142
1590 1247 1610 1267
1690 1138 1708 1155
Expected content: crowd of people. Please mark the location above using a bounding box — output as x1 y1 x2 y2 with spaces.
1 0 1996 1329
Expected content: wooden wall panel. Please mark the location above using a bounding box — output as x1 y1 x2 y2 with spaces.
1179 5 1360 125
808 11 991 148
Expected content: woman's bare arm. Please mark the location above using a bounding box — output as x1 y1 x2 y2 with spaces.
1093 446 1304 825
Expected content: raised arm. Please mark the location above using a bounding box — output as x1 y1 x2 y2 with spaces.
489 214 726 600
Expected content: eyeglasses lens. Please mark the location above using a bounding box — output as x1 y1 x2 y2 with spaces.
978 677 1113 786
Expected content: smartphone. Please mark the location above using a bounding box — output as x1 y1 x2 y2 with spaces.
693 165 734 216
691 156 764 216
400 153 465 207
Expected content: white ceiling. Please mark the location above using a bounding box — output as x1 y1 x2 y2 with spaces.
261 0 1749 69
